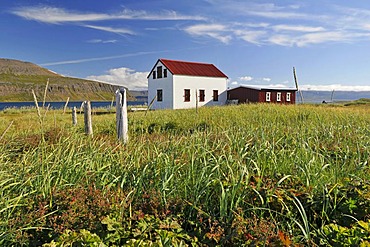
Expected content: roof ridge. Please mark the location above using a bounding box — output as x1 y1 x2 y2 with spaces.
160 58 214 66
150 58 228 78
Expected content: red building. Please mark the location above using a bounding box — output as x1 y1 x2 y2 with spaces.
227 85 297 104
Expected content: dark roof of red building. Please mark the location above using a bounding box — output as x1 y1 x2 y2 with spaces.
149 59 228 78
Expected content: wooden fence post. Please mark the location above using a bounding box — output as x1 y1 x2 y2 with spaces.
145 95 157 116
116 88 128 143
195 89 198 114
293 67 304 103
63 97 70 114
84 101 93 136
72 106 77 126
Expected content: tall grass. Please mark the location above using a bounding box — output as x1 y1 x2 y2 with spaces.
0 103 369 245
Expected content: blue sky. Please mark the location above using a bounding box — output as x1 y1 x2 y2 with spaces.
2 0 370 91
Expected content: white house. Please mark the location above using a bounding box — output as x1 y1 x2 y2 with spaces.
147 58 228 110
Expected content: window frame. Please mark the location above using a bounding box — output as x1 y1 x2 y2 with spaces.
157 66 163 79
286 92 291 102
199 89 205 102
213 90 219 101
153 71 156 79
277 92 281 102
157 89 163 102
184 89 191 102
266 92 271 102
163 69 167 78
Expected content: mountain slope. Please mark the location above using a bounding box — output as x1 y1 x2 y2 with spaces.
0 58 133 102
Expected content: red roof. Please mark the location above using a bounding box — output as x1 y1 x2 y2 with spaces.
153 59 228 78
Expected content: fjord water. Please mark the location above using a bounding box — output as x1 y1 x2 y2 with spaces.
0 101 147 111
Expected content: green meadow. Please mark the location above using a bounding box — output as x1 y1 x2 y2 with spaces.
0 103 369 246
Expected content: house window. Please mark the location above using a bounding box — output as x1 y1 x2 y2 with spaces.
157 66 163 78
153 71 156 79
277 92 281 102
286 92 291 102
164 69 167 78
157 89 163 102
199 89 205 102
213 90 219 101
266 92 271 102
184 89 190 102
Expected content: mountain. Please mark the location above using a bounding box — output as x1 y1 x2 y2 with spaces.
0 58 135 102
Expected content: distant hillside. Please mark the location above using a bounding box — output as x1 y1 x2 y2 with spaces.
130 90 148 102
0 58 134 102
300 90 370 103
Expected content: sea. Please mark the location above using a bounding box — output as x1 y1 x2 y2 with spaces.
0 101 147 111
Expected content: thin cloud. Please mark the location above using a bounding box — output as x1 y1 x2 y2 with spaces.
184 24 232 43
40 50 170 66
234 29 266 45
272 25 325 32
87 39 118 44
86 67 148 90
11 6 205 24
239 76 253 81
295 31 351 47
83 25 135 35
186 2 370 47
211 2 326 20
11 6 110 24
115 8 205 21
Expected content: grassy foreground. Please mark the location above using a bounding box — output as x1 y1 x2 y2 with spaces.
0 103 369 246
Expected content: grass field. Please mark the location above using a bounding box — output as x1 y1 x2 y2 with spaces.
0 103 369 246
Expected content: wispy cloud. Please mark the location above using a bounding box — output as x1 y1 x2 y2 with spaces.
183 24 232 43
272 25 325 32
11 6 205 24
87 39 118 44
40 50 170 66
184 2 370 47
83 25 135 35
211 2 325 20
115 9 205 21
239 76 253 81
11 6 110 24
87 67 148 90
11 3 370 49
234 29 266 45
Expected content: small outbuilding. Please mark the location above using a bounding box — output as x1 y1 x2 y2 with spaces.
148 59 228 110
227 85 297 104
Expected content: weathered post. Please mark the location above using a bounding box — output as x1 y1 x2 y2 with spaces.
195 89 198 114
63 97 70 114
84 101 93 136
145 95 157 116
293 67 304 103
72 106 77 126
116 88 128 143
42 78 49 109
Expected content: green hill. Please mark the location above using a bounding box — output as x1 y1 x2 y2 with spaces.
0 58 133 102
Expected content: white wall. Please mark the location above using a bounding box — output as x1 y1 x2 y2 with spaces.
173 75 227 109
148 61 173 109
